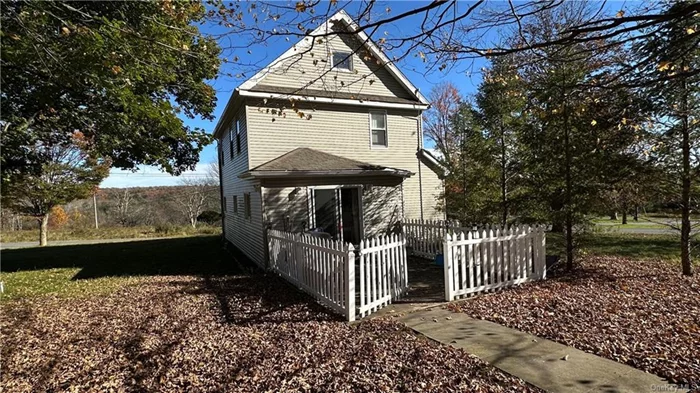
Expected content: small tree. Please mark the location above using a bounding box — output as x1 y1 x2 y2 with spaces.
174 176 218 228
3 132 109 245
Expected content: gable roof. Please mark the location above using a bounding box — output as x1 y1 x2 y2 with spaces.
239 10 429 105
214 10 430 139
240 147 413 179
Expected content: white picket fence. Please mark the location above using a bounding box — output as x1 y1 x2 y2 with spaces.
357 234 408 318
403 219 462 259
267 230 408 321
443 225 546 301
268 230 356 321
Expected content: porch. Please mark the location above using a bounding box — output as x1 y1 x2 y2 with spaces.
267 221 547 321
241 147 414 245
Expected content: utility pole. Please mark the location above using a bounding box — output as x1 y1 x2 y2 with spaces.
93 193 99 229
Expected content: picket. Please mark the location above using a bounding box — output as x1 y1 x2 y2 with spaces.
443 225 547 301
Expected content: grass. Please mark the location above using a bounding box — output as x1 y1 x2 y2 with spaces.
0 224 221 243
547 231 699 262
0 235 238 301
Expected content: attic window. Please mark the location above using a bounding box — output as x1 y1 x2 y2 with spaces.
332 51 353 71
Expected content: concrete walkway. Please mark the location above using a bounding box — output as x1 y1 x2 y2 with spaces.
400 307 685 393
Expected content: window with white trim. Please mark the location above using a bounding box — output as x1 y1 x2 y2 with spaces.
370 112 387 147
332 51 353 71
236 119 242 154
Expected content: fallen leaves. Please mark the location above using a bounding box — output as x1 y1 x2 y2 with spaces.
449 256 700 385
2 274 541 392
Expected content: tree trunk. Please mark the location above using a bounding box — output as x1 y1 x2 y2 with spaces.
500 123 508 228
680 68 693 276
39 213 49 246
622 210 628 225
609 212 618 220
633 206 639 221
563 77 574 271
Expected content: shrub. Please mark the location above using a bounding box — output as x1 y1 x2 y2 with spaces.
155 223 176 235
197 210 221 225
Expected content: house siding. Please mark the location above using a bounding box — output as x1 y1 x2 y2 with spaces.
220 105 265 267
246 101 444 225
256 25 414 100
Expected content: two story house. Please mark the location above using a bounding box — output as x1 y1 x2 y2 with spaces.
214 10 446 267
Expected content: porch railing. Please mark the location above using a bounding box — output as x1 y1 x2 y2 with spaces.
267 229 409 321
268 230 356 321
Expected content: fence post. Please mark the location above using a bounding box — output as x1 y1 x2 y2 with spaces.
539 227 547 280
444 232 453 301
345 244 356 322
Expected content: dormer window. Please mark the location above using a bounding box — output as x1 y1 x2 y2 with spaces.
332 51 353 71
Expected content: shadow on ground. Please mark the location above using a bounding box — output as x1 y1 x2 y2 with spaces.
0 235 242 279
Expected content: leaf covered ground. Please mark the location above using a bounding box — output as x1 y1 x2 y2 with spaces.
448 256 700 385
2 274 540 392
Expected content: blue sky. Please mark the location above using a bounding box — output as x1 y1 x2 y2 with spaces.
100 0 558 187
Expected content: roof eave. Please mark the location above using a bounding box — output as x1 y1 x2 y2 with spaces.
239 90 428 110
240 169 414 179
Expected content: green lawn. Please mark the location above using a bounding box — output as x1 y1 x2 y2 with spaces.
0 225 221 243
547 232 699 261
0 235 238 300
591 217 667 230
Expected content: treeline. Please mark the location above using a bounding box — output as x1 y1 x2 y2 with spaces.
425 3 699 275
1 185 221 232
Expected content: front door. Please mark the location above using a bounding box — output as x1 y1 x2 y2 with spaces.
309 187 362 243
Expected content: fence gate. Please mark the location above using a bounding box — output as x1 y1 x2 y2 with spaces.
443 225 546 301
357 234 408 318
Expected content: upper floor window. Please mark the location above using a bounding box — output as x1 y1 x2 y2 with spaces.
370 111 387 147
332 51 353 71
236 119 242 154
229 121 235 159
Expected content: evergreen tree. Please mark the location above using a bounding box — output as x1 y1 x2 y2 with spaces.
635 1 699 275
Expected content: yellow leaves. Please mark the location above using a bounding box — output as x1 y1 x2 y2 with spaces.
616 10 625 18
687 27 696 35
418 51 426 62
61 26 71 36
9 34 20 40
295 2 307 12
658 61 672 72
182 44 189 51
111 65 122 75
591 119 597 126
621 117 628 125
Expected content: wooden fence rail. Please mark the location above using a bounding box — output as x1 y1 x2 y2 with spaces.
443 225 546 301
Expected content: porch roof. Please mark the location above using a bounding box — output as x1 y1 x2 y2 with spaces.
240 148 413 179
